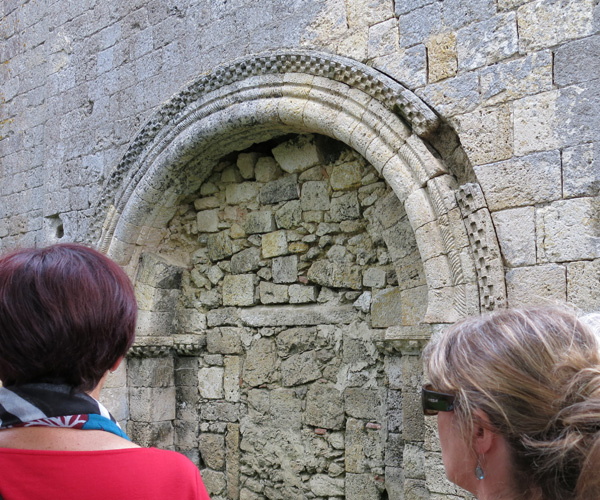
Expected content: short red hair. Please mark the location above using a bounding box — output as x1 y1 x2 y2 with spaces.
0 244 137 391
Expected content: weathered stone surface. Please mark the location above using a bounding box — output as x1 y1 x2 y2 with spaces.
506 264 567 306
567 259 600 312
491 207 536 267
426 31 457 83
243 338 279 387
289 284 318 303
307 260 362 290
562 143 600 198
255 156 282 182
260 174 300 205
272 135 321 173
243 210 276 234
300 181 330 211
330 192 361 221
196 209 219 233
207 231 235 261
450 104 512 165
198 367 224 399
239 305 356 327
199 433 225 470
537 198 600 263
304 382 345 430
345 388 385 420
207 327 243 354
237 152 260 180
275 200 302 229
330 162 362 191
272 255 298 283
226 183 259 205
371 288 403 328
281 351 322 386
513 90 560 155
222 274 255 306
231 247 261 274
262 230 288 258
474 151 561 210
259 281 289 304
202 469 227 496
224 355 241 402
518 0 594 52
456 12 518 71
555 34 600 87
416 72 479 117
309 474 344 497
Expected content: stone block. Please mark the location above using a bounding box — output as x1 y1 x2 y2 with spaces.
506 264 566 306
207 231 234 261
400 286 428 325
567 259 600 312
518 0 594 52
398 3 442 47
225 423 240 498
207 327 243 354
562 143 600 198
491 207 536 267
225 183 259 205
202 469 227 496
128 357 174 388
238 305 356 327
289 284 318 303
128 421 174 449
450 104 512 165
255 157 282 182
222 274 255 306
371 288 403 328
243 338 278 387
415 72 479 117
271 135 321 173
259 281 289 304
474 151 561 211
198 367 224 399
136 252 183 289
200 401 241 422
330 163 362 191
230 247 261 275
199 433 225 470
309 475 344 496
224 356 241 402
300 181 330 211
330 192 360 221
272 255 297 283
243 210 276 234
345 388 384 420
307 260 362 290
370 45 428 90
456 13 518 71
276 327 317 357
345 473 383 500
480 51 553 106
221 166 242 184
537 198 600 262
555 34 600 86
363 267 387 288
260 174 300 205
129 387 176 421
426 31 457 83
99 387 128 423
196 209 219 233
304 382 345 430
275 200 302 229
136 310 175 337
262 230 288 258
442 0 495 29
281 350 322 387
513 90 560 155
237 152 260 179
269 389 302 429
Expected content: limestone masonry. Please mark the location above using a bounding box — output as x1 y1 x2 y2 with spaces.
2 0 600 498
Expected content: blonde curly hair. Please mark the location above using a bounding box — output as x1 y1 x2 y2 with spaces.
423 306 600 500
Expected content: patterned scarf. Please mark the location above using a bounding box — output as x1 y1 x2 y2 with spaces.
0 383 129 440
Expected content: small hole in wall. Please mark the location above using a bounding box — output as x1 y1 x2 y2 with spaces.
56 223 64 239
44 214 64 242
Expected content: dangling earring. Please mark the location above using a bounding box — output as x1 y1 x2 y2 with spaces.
475 457 485 480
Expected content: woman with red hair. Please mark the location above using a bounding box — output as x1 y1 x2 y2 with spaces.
0 244 210 499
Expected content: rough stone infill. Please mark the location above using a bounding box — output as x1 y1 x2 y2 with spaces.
142 133 428 499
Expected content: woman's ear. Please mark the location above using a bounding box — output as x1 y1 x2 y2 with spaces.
472 409 495 456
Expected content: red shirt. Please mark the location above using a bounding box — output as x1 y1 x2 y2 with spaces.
0 447 211 499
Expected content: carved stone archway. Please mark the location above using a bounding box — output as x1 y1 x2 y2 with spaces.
88 50 507 499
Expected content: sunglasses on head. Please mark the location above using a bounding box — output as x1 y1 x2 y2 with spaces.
422 384 456 416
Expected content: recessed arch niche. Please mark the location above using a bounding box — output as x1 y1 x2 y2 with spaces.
88 50 507 499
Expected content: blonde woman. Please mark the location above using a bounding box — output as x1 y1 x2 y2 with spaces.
422 307 600 500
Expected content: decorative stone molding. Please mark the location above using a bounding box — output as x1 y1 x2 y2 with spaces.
86 49 497 325
377 325 434 355
456 183 507 311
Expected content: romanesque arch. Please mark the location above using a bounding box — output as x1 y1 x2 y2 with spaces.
87 50 506 499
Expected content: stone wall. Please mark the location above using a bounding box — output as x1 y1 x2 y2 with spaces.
3 0 600 498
